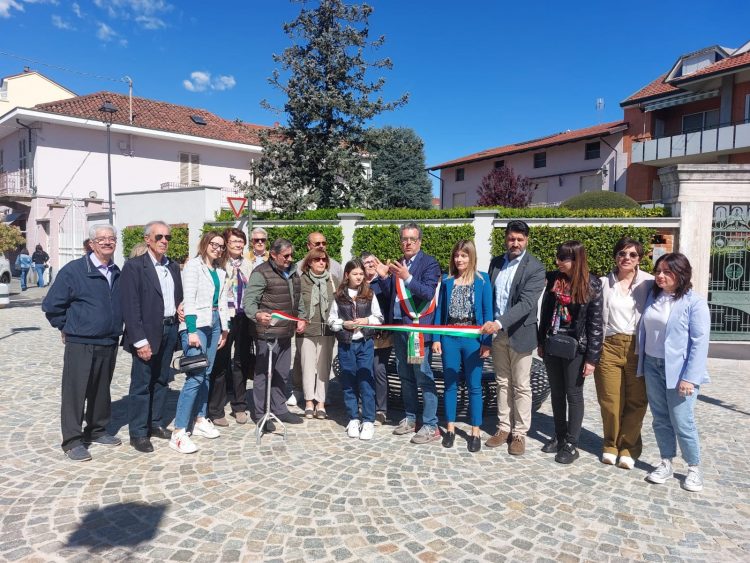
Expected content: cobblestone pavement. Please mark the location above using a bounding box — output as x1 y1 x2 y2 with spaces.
1 281 749 562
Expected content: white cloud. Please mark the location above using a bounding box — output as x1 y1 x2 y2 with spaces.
135 14 164 29
0 0 23 18
72 2 81 18
51 14 74 29
94 0 172 28
96 21 117 41
183 71 237 93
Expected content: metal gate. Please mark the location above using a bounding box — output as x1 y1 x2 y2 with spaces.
708 203 750 340
57 200 87 270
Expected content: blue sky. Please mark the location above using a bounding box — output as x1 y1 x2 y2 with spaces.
2 0 750 196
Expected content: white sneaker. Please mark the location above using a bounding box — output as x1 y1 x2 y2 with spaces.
646 458 673 484
193 418 220 439
169 430 198 454
682 466 703 492
617 455 635 470
601 452 617 465
359 422 375 441
286 393 298 407
346 419 360 438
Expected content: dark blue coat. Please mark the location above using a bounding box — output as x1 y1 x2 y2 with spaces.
42 255 122 345
433 272 494 347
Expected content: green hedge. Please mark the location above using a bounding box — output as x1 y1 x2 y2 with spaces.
352 225 475 271
265 226 343 262
122 224 190 263
491 226 656 276
561 191 641 209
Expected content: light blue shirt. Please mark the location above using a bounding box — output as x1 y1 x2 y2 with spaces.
494 250 525 325
149 251 176 317
89 252 114 287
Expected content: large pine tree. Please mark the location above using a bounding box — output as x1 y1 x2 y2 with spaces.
248 0 408 215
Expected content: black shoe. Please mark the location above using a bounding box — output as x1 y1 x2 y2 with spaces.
84 434 122 447
541 437 562 453
263 420 276 433
149 426 172 440
555 442 580 464
65 445 92 462
468 435 482 453
130 437 154 453
442 431 455 448
277 412 304 425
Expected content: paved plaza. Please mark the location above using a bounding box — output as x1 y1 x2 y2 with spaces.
1 281 749 562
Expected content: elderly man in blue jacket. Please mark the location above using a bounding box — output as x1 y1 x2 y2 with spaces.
42 225 123 462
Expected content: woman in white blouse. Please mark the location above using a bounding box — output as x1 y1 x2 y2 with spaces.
594 237 654 469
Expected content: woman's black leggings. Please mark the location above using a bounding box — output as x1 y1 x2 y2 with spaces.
544 353 586 445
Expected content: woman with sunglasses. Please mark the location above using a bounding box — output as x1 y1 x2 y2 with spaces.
297 248 339 419
538 241 603 464
170 231 230 454
594 237 654 470
637 253 710 492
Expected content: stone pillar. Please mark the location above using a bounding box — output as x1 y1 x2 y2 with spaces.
338 213 364 264
472 209 499 272
658 164 750 297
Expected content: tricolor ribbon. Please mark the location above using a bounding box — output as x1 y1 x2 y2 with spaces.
396 278 441 364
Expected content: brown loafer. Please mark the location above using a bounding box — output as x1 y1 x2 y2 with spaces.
485 429 510 448
234 411 248 425
508 434 526 455
212 417 229 427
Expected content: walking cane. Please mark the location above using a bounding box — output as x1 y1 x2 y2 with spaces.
255 338 287 444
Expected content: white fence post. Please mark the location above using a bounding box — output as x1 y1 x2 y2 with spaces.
472 209 499 272
338 212 364 264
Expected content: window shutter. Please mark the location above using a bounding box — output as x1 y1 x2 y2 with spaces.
179 152 189 184
190 153 200 185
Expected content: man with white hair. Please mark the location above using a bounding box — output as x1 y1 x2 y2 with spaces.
248 227 269 267
42 225 123 461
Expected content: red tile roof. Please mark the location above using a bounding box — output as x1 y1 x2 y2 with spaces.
428 121 628 170
33 91 269 146
622 50 750 106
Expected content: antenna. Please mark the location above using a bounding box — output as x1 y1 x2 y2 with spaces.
596 98 605 123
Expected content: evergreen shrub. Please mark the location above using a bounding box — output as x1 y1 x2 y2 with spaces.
122 224 189 262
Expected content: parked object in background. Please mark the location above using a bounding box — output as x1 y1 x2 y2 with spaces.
0 256 11 284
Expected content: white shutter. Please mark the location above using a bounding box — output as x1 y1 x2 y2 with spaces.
179 152 189 185
190 153 200 185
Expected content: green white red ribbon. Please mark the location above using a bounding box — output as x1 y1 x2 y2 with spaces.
395 278 441 364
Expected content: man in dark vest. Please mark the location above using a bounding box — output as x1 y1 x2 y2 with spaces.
243 238 307 426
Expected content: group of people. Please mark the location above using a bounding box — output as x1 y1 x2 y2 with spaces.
14 244 49 290
42 219 710 493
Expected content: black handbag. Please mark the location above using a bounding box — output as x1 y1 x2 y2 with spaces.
173 353 209 374
545 334 578 360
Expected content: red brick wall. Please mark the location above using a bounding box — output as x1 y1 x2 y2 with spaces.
732 79 750 123
729 152 750 164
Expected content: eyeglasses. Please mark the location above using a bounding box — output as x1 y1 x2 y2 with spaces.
228 239 245 246
93 236 117 244
253 238 266 243
312 257 328 263
617 251 639 259
154 234 172 242
311 240 327 247
280 253 293 260
401 237 419 244
209 242 226 251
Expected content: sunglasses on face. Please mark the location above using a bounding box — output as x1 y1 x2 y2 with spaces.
312 257 328 263
253 238 266 243
281 253 293 260
209 242 226 251
617 251 639 259
154 234 172 242
311 241 327 247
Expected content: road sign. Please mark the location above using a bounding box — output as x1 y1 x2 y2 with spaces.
227 197 247 219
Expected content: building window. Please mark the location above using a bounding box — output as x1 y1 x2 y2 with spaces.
494 160 505 169
533 152 546 168
745 94 750 123
681 109 719 133
455 168 465 182
452 192 466 207
584 142 600 160
179 152 200 186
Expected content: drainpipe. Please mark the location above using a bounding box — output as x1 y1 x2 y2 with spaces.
600 136 618 193
427 169 443 208
16 119 35 193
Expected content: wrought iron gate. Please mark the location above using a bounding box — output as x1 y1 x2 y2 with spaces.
57 200 87 271
708 203 750 340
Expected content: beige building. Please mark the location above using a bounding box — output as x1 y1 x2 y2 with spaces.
0 69 76 114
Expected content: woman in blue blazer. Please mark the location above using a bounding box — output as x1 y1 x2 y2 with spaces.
432 240 493 452
637 253 710 492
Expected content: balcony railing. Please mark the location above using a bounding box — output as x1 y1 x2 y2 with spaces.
159 181 273 212
0 171 34 198
632 119 750 164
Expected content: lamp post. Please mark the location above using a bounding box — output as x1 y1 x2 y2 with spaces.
99 101 118 225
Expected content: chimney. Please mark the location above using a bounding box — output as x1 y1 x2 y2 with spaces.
23 66 31 73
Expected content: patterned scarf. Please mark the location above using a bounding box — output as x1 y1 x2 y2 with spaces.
551 276 572 334
308 270 331 321
227 257 248 313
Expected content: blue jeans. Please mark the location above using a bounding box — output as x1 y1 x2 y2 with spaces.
442 336 484 426
127 323 178 437
20 268 28 290
393 331 438 428
338 339 376 423
174 311 221 430
35 264 45 287
644 355 701 465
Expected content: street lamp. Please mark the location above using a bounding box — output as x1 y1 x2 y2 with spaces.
99 100 118 225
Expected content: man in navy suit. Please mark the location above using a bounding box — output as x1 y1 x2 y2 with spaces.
481 220 546 455
121 221 183 453
375 223 442 444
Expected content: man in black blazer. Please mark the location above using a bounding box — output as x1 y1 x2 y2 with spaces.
481 220 546 455
121 221 183 453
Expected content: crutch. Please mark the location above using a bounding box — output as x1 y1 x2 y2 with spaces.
255 338 287 444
